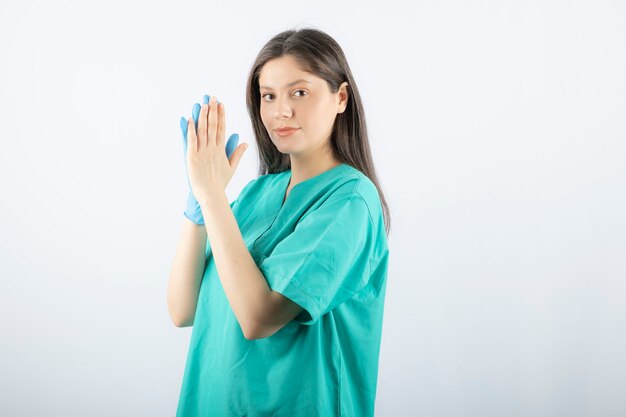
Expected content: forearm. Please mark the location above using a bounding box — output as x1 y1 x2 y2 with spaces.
167 217 207 327
200 190 271 339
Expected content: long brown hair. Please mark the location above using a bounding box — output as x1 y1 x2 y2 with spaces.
245 27 391 236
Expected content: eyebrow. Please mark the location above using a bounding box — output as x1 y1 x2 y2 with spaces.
259 79 313 90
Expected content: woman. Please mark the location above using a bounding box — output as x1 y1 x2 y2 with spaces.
168 27 391 417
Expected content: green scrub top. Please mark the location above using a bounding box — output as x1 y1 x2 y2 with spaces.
176 163 389 417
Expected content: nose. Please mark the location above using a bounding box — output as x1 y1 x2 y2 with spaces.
273 97 293 120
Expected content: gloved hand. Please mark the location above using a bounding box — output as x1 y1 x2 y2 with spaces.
179 94 240 225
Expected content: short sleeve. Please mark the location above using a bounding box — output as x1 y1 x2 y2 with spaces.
258 193 375 325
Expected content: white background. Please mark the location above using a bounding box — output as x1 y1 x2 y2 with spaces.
1 0 625 416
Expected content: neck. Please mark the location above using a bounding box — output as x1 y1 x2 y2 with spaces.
288 155 342 188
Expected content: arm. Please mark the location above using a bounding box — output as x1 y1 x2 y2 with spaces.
200 190 303 340
253 291 304 339
167 217 208 327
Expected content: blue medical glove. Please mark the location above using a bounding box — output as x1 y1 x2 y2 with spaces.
179 94 240 225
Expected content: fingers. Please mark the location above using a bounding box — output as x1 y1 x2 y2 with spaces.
180 117 189 157
187 116 197 154
192 103 201 131
225 133 239 158
208 96 218 146
217 100 226 148
185 94 223 152
198 101 208 147
229 143 248 172
180 116 188 140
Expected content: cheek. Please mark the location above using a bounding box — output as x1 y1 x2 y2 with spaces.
259 107 269 127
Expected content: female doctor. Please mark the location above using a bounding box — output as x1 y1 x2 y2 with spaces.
168 27 391 417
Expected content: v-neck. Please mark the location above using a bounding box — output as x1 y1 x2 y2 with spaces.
279 163 347 209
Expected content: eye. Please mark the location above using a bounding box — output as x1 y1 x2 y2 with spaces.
261 90 308 102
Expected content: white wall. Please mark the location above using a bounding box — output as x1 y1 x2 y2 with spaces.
0 0 624 416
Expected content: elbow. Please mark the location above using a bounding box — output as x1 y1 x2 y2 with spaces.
243 331 257 341
170 311 194 328
173 318 193 328
167 294 194 327
243 320 278 340
244 331 266 341
242 318 268 340
242 323 259 340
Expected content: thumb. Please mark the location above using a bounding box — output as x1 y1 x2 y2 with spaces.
229 143 249 171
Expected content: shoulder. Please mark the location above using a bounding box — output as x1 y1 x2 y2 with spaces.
331 165 384 224
337 167 389 265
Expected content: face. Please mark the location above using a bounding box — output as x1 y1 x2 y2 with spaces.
258 55 348 159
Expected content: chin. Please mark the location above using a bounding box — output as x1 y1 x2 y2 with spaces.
275 145 296 155
273 138 302 152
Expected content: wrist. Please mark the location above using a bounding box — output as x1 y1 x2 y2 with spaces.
198 189 227 210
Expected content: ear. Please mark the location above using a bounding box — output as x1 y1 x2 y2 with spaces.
336 82 349 114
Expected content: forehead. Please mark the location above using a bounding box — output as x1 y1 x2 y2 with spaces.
258 56 319 88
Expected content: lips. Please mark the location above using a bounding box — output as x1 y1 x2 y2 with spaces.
274 127 299 132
